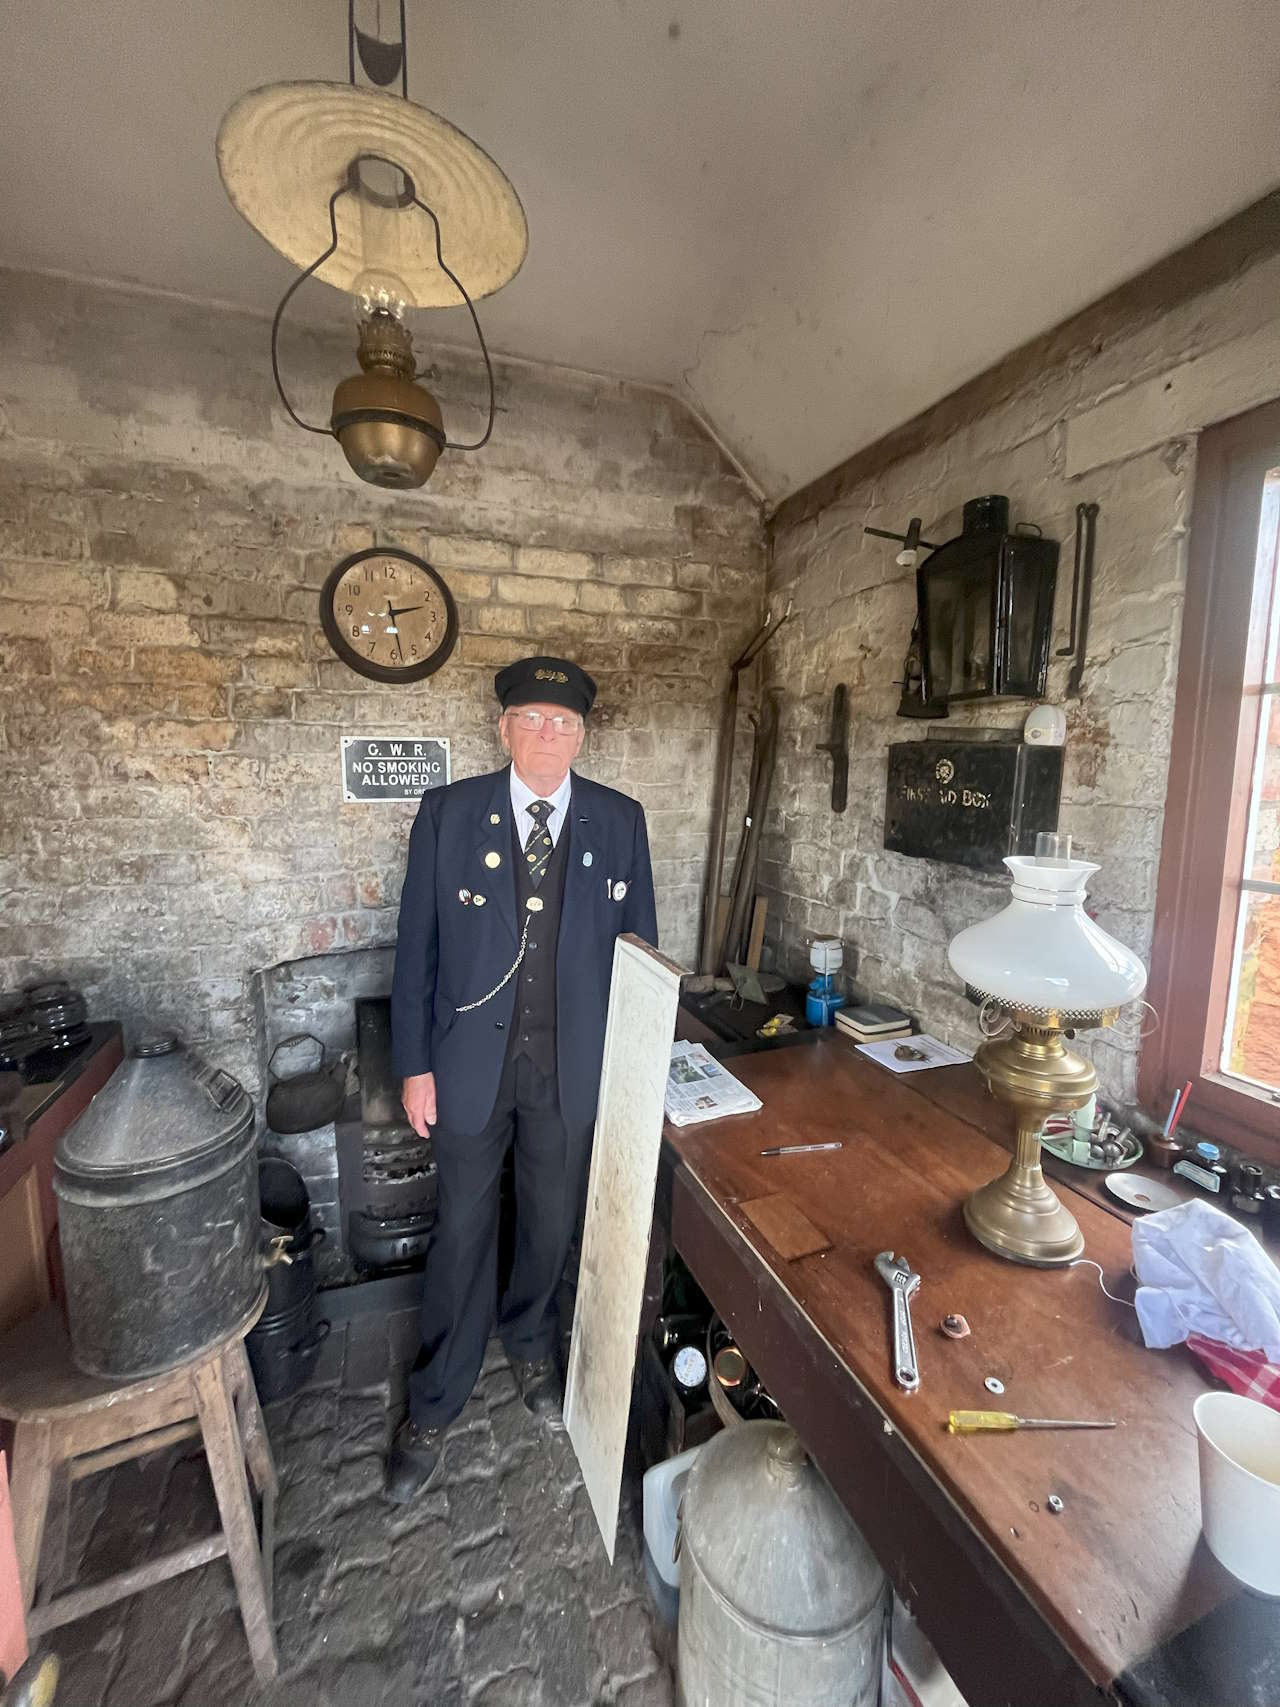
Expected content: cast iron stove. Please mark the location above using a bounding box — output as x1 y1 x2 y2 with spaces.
335 997 437 1273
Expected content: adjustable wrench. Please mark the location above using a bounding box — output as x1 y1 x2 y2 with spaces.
875 1250 921 1392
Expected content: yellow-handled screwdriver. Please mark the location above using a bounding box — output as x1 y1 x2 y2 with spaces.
948 1410 1117 1435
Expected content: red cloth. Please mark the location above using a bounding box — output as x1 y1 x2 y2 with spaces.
0 1452 28 1685
1187 1332 1280 1412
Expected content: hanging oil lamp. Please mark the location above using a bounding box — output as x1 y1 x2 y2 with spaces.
216 2 527 489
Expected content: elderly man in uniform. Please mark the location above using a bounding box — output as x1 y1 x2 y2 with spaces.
385 654 658 1502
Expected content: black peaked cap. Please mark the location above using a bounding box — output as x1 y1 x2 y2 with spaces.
494 655 596 718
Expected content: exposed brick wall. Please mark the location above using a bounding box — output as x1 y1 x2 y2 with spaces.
761 244 1280 1106
0 270 763 1093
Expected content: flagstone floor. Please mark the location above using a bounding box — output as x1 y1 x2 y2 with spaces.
41 1309 674 1707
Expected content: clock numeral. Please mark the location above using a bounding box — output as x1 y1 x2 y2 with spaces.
351 626 361 638
344 604 353 615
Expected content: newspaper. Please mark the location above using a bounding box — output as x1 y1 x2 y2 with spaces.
664 1040 762 1126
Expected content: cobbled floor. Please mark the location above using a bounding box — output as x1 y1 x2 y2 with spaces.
41 1310 675 1707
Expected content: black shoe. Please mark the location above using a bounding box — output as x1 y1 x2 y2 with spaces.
384 1418 445 1505
510 1354 565 1425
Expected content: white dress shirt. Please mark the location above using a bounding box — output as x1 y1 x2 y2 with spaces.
509 766 572 850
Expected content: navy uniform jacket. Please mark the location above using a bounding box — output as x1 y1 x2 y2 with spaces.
391 765 659 1137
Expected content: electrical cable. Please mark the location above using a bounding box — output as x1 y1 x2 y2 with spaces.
1069 1258 1136 1309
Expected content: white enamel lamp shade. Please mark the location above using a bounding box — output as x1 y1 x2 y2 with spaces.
948 855 1146 1022
216 82 528 308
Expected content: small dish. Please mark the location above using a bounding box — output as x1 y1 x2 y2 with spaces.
1042 1121 1143 1171
1103 1171 1182 1213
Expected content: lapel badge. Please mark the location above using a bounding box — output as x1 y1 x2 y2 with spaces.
458 888 471 905
612 880 628 902
473 893 487 907
490 812 501 825
582 850 593 867
525 896 544 913
484 850 502 869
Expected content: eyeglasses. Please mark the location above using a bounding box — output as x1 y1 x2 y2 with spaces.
507 708 583 736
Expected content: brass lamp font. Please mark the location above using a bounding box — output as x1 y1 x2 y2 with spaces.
948 835 1147 1267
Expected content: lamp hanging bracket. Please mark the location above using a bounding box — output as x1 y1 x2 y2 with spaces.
349 0 408 96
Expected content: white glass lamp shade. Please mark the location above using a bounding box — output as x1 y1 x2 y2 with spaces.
947 855 1146 1022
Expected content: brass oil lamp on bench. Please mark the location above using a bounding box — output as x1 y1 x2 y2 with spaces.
948 834 1147 1265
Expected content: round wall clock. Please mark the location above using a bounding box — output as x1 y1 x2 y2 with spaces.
319 546 458 683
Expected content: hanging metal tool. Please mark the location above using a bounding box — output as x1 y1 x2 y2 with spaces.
864 518 948 719
698 603 793 974
816 683 849 812
864 518 941 566
720 691 781 970
1059 501 1100 697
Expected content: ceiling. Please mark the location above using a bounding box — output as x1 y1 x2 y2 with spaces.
6 1 1279 503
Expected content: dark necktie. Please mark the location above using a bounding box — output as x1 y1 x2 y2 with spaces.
523 799 554 887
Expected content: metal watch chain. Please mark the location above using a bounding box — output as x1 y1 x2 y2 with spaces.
454 917 531 1013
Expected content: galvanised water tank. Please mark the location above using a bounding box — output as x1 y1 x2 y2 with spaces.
677 1421 885 1707
54 1038 263 1377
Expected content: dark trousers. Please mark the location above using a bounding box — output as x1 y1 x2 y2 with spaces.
408 1050 591 1431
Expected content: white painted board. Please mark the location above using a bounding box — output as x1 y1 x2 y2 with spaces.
564 933 684 1561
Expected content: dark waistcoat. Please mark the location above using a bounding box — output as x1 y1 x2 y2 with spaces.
509 809 570 1077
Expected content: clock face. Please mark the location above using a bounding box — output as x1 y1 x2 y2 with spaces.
672 1345 708 1390
320 547 458 684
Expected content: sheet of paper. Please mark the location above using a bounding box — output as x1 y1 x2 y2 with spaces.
855 1033 973 1073
564 935 684 1561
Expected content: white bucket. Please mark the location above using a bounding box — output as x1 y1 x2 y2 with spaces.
1193 1390 1280 1597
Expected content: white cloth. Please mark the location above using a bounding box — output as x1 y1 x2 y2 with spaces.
1132 1198 1280 1361
509 766 571 849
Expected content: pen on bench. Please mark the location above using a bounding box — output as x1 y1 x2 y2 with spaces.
760 1141 843 1157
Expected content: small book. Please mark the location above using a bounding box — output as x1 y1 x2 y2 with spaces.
836 1019 911 1044
839 1002 911 1035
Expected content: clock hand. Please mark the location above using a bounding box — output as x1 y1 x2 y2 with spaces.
387 603 424 620
384 599 404 665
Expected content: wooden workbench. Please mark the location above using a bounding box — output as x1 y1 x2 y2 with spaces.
656 1032 1280 1707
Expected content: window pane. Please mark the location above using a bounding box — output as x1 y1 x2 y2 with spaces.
1222 467 1280 1089
1261 473 1280 682
1221 887 1280 1091
1246 692 1280 882
1241 472 1280 883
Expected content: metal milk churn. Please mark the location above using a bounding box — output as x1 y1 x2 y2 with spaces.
677 1421 886 1707
54 1037 264 1378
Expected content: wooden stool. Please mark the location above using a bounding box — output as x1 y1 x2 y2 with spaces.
0 1298 278 1683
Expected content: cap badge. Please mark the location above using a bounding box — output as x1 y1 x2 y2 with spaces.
534 668 569 684
484 851 501 869
525 896 544 913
